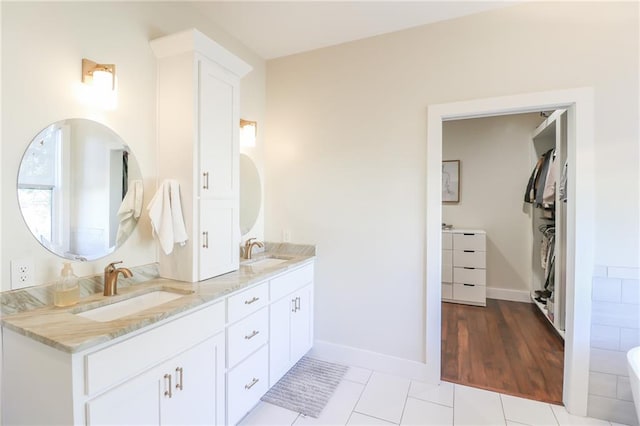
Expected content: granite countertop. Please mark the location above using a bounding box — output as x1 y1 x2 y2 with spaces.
1 249 314 354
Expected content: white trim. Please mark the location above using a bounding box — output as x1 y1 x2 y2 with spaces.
486 288 532 303
426 87 594 416
309 340 434 383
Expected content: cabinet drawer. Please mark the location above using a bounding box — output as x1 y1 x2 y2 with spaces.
442 250 453 283
227 307 269 368
453 250 486 268
227 281 269 323
453 233 486 251
85 301 224 395
270 264 314 301
442 283 453 300
442 232 453 250
453 267 486 286
227 345 268 425
453 283 486 305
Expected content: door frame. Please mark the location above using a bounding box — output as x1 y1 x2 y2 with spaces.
425 88 594 415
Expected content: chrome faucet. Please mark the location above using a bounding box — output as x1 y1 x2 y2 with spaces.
244 238 264 260
103 261 133 296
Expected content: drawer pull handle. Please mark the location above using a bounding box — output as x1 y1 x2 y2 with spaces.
203 172 209 189
463 233 475 236
244 296 259 305
175 367 183 391
463 250 475 253
245 377 259 390
463 283 475 287
202 231 209 249
463 267 475 270
245 330 260 340
296 296 301 311
292 298 297 312
164 374 172 398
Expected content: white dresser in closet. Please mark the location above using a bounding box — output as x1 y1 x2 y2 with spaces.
442 229 487 306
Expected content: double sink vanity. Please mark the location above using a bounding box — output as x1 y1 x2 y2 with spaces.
2 247 315 425
2 27 312 426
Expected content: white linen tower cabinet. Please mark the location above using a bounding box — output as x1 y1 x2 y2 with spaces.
151 29 252 282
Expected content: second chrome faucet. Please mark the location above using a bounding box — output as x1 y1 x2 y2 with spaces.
103 261 133 296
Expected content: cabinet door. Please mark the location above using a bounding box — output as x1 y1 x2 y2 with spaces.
269 296 293 386
86 367 161 425
199 199 239 280
161 334 225 425
198 58 239 200
290 284 313 363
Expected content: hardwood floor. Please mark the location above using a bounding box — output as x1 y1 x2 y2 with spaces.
441 298 564 405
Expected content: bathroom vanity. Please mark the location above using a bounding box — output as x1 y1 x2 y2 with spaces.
1 252 314 425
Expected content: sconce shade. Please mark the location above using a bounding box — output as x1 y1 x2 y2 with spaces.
82 58 116 91
240 119 257 147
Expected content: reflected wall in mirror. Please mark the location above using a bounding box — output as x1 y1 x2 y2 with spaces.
240 153 262 235
17 118 143 261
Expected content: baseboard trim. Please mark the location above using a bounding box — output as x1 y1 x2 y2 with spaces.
486 287 532 303
309 340 438 383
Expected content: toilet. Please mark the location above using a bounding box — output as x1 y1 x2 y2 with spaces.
628 346 640 423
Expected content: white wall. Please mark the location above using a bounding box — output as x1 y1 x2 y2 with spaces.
1 2 266 289
442 113 544 293
265 1 638 364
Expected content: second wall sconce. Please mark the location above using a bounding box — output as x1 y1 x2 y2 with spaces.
82 58 116 91
240 119 257 147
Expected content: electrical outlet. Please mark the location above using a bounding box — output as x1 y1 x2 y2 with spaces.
282 229 291 243
11 258 34 289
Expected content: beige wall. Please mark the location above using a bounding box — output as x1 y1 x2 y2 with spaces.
266 2 639 362
1 2 266 289
442 113 545 293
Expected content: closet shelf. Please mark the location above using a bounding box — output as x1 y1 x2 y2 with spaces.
530 292 565 340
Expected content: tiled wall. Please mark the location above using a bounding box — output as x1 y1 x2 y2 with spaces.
588 265 640 426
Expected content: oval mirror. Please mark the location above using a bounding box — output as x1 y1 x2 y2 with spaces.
240 154 261 235
17 119 143 261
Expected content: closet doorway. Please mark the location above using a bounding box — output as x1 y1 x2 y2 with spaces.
439 111 566 404
425 88 595 416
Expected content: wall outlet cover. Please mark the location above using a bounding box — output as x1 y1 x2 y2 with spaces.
10 258 35 289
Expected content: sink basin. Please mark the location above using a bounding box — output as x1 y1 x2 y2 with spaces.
247 258 289 268
76 290 185 322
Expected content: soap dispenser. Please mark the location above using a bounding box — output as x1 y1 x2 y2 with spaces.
54 262 80 307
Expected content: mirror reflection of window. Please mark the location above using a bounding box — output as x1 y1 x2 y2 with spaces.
17 125 63 247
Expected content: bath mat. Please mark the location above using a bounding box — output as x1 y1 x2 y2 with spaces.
260 356 348 418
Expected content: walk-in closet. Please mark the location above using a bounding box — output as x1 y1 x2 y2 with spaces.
440 111 567 404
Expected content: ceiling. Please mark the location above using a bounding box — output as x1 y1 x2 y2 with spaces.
193 1 520 59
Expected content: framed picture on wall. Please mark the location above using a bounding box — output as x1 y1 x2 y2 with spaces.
442 160 460 203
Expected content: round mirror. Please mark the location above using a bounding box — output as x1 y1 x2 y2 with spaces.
17 118 143 261
239 154 261 235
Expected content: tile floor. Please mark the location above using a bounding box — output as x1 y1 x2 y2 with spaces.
239 360 631 426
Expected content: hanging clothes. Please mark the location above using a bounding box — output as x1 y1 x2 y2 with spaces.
559 160 568 202
524 148 555 206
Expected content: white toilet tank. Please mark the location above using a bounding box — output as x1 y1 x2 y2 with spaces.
628 346 640 423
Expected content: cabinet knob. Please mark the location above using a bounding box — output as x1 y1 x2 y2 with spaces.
244 330 260 340
164 373 172 398
202 172 209 190
245 377 259 390
175 367 184 391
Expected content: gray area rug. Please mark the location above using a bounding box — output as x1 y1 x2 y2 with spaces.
261 356 348 418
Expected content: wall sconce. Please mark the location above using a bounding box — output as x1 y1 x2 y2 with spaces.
82 58 116 91
240 119 257 147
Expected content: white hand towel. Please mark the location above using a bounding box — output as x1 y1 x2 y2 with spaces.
147 179 188 255
116 180 143 246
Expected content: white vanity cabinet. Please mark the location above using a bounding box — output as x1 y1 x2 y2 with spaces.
269 264 315 386
2 259 316 426
87 334 224 425
150 29 252 282
442 230 487 306
2 301 227 426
